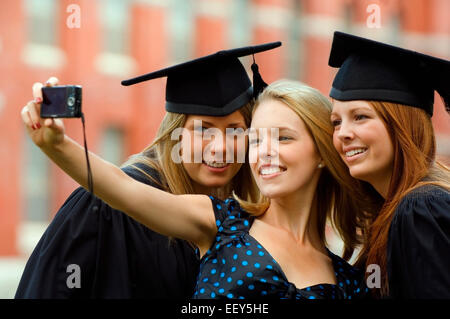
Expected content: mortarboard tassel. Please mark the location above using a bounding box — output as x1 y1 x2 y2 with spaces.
251 54 268 99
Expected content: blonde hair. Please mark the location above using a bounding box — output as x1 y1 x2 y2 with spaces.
235 80 370 259
123 102 260 201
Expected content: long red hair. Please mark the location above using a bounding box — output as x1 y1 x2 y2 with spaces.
355 101 450 297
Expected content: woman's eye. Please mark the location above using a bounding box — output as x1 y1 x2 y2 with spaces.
331 119 341 127
194 126 208 133
233 128 247 135
279 136 291 141
355 114 368 121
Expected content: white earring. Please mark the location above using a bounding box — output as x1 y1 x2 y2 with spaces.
318 163 324 168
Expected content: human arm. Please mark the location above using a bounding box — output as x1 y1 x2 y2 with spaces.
20 78 216 255
16 165 199 298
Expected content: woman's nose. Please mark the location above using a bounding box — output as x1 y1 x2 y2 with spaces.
336 121 354 141
259 131 279 159
210 136 227 155
204 128 227 160
260 141 277 158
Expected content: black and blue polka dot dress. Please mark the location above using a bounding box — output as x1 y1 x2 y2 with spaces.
192 196 369 299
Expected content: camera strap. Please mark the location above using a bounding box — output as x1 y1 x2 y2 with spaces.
81 113 94 194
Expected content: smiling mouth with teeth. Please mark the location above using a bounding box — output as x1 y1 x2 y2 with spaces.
259 166 286 176
203 161 229 168
345 148 367 157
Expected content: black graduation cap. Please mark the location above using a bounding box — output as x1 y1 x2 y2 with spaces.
328 31 450 117
122 42 282 116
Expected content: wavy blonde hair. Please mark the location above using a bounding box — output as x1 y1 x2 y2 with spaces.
234 80 371 260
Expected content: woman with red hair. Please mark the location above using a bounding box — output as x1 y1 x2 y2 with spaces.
328 31 450 298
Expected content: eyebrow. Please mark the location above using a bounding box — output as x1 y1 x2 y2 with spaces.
186 121 247 129
202 121 246 127
331 106 374 117
253 127 298 134
278 127 298 133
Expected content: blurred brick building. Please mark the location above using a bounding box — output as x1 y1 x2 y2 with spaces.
0 0 449 258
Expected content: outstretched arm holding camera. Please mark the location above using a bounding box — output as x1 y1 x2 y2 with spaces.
21 78 217 256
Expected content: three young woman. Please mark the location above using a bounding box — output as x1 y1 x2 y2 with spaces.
20 73 370 299
19 32 449 300
328 31 450 298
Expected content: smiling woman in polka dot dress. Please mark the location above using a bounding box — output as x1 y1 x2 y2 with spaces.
193 198 366 299
22 78 371 300
191 80 371 299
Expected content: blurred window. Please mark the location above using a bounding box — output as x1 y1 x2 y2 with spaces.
388 12 402 44
99 127 125 166
21 137 50 221
100 0 132 54
169 0 195 62
343 2 354 32
287 0 302 80
230 0 250 47
24 0 59 45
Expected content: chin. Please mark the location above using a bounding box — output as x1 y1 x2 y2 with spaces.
259 187 287 199
348 166 372 183
200 176 232 188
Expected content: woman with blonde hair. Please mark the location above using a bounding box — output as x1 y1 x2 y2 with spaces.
21 76 369 299
16 43 279 298
328 31 450 298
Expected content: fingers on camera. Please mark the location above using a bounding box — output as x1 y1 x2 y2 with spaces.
23 101 41 130
32 82 44 102
45 77 59 87
20 106 30 126
44 118 55 128
21 105 35 130
24 77 58 130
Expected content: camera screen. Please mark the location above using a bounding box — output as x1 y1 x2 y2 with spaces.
41 88 67 117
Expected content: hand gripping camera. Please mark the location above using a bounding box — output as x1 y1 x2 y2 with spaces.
40 85 82 118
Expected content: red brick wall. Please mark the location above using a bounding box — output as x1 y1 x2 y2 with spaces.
0 0 448 255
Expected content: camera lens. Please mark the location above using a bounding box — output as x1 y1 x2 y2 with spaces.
67 96 75 107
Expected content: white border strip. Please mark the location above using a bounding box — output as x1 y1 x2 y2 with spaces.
94 52 137 78
401 32 450 59
195 0 229 19
251 3 294 30
299 15 346 39
350 24 450 58
133 0 168 7
22 43 66 70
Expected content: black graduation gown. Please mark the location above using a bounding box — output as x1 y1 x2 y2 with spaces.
387 185 450 298
15 164 200 298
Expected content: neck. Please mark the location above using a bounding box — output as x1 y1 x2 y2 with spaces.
259 181 320 247
193 182 231 200
367 172 392 200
